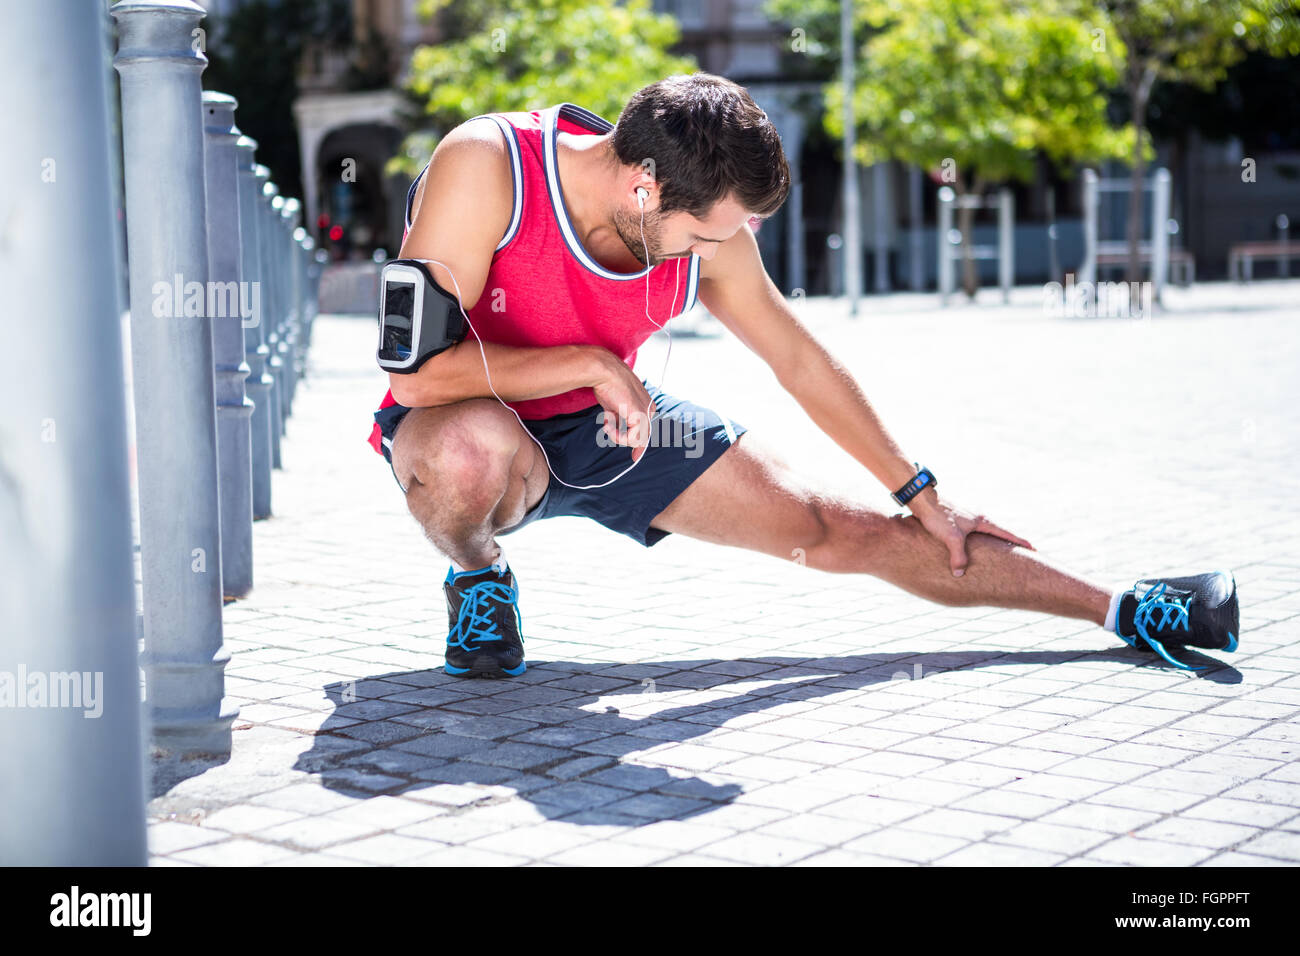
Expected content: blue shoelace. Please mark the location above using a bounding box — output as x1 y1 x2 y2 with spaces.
447 579 519 653
1122 581 1200 670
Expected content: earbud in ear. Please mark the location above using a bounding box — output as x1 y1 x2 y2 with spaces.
636 187 648 208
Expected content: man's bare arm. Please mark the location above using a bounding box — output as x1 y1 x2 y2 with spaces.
696 226 927 498
696 225 1034 573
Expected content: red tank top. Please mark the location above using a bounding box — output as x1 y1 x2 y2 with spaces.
367 103 701 455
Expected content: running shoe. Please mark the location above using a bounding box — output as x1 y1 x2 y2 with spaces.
443 564 526 678
1115 570 1239 670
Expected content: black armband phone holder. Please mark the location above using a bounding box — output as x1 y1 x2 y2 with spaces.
376 258 467 373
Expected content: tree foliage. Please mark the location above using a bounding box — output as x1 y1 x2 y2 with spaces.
1089 0 1300 280
393 0 696 176
767 0 1132 294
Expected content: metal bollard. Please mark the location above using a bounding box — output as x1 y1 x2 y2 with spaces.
112 0 236 757
0 0 147 865
202 92 254 597
293 227 311 388
299 233 319 356
998 187 1014 303
259 172 285 469
1152 168 1171 305
270 193 289 436
937 186 955 304
269 193 289 434
236 136 274 518
279 198 301 419
1080 169 1098 287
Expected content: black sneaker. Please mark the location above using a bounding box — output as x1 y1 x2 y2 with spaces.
443 564 526 678
1115 570 1239 670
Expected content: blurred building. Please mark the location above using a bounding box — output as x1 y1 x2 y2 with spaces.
221 0 1300 285
293 0 435 258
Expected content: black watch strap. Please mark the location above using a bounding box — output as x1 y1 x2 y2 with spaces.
892 464 936 507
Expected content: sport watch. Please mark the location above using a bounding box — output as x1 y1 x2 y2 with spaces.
891 464 937 507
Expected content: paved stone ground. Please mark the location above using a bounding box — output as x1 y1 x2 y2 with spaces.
147 280 1300 866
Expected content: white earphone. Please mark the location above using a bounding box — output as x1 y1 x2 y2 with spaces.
408 181 678 491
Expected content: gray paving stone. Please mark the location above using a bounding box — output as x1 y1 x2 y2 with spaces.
1234 830 1300 861
950 789 1069 820
1182 797 1300 828
393 732 487 759
602 792 712 820
701 832 820 865
990 821 1111 855
257 816 378 851
1037 802 1160 833
842 828 969 863
1135 817 1261 849
1086 837 1217 866
546 841 675 866
411 760 519 786
905 808 1020 841
171 838 300 866
937 843 1067 866
147 822 229 855
468 824 597 859
529 781 629 813
462 741 569 770
330 833 446 864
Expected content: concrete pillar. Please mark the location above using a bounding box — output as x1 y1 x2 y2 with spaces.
998 187 1015 303
872 161 890 293
937 186 955 304
237 137 274 518
840 0 861 314
1080 169 1098 286
0 0 148 865
786 181 804 294
908 166 924 290
202 92 254 597
112 0 236 757
1152 167 1171 305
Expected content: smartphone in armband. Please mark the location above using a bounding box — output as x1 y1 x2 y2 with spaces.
376 258 467 373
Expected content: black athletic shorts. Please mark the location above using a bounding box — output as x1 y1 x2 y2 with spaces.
373 382 746 547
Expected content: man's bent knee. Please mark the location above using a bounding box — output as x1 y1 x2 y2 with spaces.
391 400 533 515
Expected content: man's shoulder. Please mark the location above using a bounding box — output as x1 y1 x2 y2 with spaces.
411 119 514 230
435 117 513 171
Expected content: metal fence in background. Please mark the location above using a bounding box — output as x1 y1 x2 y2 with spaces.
0 0 319 865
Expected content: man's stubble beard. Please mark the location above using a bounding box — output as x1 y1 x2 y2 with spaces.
612 205 667 267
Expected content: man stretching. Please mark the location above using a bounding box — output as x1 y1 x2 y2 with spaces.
366 73 1239 677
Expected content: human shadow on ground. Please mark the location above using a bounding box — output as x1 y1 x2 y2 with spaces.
289 646 1241 826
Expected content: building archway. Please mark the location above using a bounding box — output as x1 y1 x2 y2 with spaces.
310 122 404 260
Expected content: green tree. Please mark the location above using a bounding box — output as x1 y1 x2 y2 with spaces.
1089 0 1300 281
393 0 696 177
768 0 1131 297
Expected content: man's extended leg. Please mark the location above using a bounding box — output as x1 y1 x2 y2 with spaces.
651 434 1111 626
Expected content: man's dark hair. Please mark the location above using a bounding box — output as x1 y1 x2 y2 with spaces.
611 73 790 219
